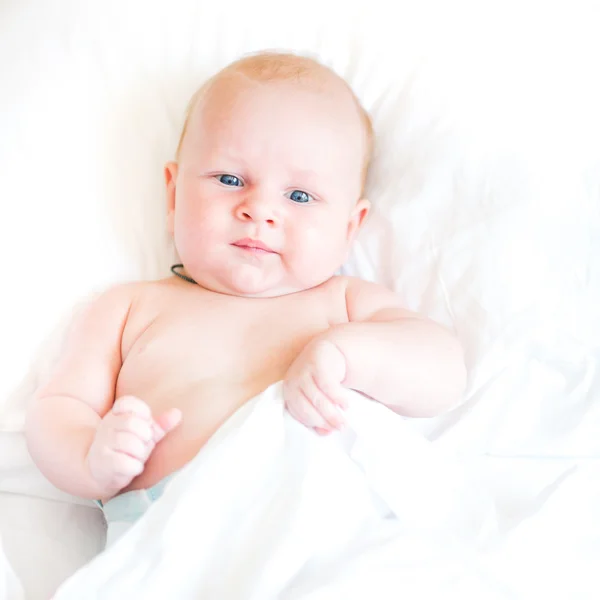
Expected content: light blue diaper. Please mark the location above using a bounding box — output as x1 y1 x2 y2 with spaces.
95 474 175 546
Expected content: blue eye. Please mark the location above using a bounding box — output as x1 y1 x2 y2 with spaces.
217 174 243 187
287 190 312 204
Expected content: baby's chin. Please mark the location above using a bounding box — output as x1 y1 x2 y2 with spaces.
193 267 326 298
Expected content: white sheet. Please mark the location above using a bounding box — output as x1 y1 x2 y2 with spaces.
53 383 502 599
0 493 104 600
1 0 599 598
0 537 23 600
50 384 600 599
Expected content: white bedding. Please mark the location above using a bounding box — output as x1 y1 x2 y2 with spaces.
1 0 599 598
52 384 500 599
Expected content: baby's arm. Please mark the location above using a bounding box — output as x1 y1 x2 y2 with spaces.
25 285 177 499
327 277 467 417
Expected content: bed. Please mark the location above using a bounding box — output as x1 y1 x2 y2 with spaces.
1 0 599 598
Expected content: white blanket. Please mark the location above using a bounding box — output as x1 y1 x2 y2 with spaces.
0 539 24 600
53 383 499 599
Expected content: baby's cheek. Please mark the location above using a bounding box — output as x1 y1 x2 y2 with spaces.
179 202 218 238
290 224 346 280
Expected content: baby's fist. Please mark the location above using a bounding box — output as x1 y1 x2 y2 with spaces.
86 396 181 498
283 338 348 435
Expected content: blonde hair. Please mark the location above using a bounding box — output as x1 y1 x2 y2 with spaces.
176 51 374 188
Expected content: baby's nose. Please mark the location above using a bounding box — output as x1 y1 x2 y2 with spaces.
235 196 277 225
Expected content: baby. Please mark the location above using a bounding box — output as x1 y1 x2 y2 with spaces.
25 52 466 543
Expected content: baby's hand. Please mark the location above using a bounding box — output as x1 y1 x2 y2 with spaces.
86 396 182 497
283 338 348 435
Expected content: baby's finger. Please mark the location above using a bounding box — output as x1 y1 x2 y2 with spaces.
302 371 345 429
113 414 154 443
314 426 333 436
289 390 330 430
313 373 349 410
152 408 183 443
110 452 145 478
112 396 152 420
310 383 346 430
112 431 151 461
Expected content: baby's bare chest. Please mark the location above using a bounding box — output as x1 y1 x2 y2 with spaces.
115 284 345 412
126 307 325 384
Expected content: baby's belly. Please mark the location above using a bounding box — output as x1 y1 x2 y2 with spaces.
117 378 272 497
120 436 207 495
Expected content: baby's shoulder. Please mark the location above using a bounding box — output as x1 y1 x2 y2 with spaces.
309 275 374 322
326 275 412 322
90 279 151 307
323 274 384 302
80 278 171 323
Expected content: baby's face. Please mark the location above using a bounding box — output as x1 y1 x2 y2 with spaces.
166 75 370 297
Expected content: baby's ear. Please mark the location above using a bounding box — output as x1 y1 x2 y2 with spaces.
165 162 178 234
346 198 371 242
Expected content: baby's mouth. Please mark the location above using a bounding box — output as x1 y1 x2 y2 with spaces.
231 238 277 254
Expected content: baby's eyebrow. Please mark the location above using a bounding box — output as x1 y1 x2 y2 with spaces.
203 148 248 168
288 167 319 183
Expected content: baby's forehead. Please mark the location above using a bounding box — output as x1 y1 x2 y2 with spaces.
177 54 373 186
209 82 359 153
187 75 364 150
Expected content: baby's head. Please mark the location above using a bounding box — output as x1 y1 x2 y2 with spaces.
166 51 373 297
